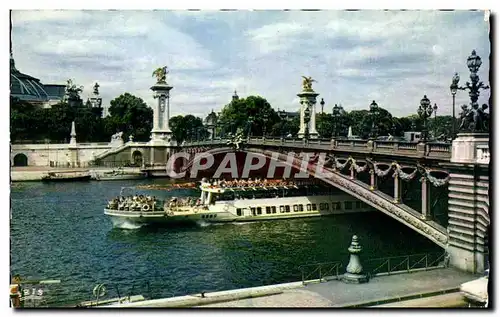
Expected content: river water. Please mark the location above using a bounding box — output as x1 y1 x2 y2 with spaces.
10 179 442 306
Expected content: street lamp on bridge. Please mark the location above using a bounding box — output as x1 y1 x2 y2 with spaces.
417 95 434 142
331 103 342 138
304 106 311 141
262 111 270 137
451 50 490 134
369 100 379 140
278 109 287 138
320 98 325 114
433 103 438 140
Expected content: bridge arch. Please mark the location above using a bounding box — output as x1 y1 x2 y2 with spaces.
132 150 143 166
13 153 28 167
177 146 447 248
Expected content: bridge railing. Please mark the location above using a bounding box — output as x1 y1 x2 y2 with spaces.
297 252 448 285
182 138 452 160
298 261 343 285
365 252 448 278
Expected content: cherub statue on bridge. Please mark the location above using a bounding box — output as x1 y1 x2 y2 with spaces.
152 66 169 83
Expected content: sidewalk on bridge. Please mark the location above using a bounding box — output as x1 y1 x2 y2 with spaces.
108 268 478 308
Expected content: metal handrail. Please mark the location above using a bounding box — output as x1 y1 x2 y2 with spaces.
298 261 343 285
366 252 447 278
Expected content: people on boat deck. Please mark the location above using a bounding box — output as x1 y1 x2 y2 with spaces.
205 178 296 189
107 195 159 211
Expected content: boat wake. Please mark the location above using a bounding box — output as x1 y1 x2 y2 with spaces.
195 220 211 227
113 221 145 230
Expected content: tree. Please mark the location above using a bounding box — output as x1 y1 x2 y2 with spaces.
107 93 153 142
169 115 207 144
316 113 334 138
218 95 280 137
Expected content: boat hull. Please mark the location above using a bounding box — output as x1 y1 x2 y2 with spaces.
95 174 146 181
42 175 91 182
104 207 369 229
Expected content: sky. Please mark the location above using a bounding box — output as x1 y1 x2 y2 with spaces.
10 10 491 119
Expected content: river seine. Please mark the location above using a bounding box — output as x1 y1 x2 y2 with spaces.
10 179 442 307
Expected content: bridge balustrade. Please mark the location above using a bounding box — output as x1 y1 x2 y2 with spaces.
182 137 451 160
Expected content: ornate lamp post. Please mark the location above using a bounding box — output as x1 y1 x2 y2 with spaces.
320 98 325 114
450 73 459 138
369 100 379 139
262 111 269 137
433 103 438 140
332 103 342 138
454 50 490 133
304 106 311 141
278 109 287 138
247 116 254 137
417 95 434 142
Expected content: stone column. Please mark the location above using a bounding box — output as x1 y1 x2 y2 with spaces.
369 169 377 191
393 172 401 203
420 176 430 220
150 81 173 144
297 91 319 139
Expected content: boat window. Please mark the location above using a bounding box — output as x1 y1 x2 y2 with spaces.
280 206 285 213
214 214 217 218
257 207 262 215
355 201 362 209
312 203 317 211
271 206 277 213
251 207 256 216
299 205 304 212
345 201 353 210
285 205 290 213
335 202 342 210
293 205 299 212
237 208 242 216
266 206 271 214
306 204 311 211
324 203 329 211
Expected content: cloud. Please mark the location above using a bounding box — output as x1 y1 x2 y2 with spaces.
11 10 490 120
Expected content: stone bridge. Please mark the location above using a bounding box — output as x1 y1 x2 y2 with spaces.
176 136 489 274
21 134 488 274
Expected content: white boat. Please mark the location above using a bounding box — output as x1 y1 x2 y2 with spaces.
92 169 147 181
104 179 372 229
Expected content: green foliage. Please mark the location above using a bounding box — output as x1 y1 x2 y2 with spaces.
106 93 153 142
170 114 207 144
219 95 280 136
10 92 153 143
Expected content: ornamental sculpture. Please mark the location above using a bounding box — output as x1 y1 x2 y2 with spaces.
152 66 169 83
93 82 100 95
301 76 316 92
64 79 83 101
454 50 490 133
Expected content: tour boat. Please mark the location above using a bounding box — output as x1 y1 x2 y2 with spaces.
104 179 372 229
42 171 91 182
92 169 147 181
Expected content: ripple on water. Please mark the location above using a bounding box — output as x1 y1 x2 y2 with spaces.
10 181 443 306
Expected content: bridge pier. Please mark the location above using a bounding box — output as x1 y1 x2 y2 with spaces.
444 133 490 274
